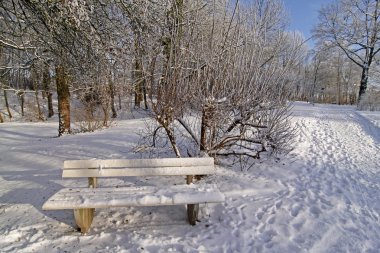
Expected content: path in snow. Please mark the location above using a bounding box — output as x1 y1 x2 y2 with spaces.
209 103 380 252
288 105 380 251
233 104 379 252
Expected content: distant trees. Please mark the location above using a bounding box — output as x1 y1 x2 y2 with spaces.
293 45 361 105
314 0 380 103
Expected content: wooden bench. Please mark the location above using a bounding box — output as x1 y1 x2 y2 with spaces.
42 157 225 233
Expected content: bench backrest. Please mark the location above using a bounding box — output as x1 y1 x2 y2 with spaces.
62 158 215 178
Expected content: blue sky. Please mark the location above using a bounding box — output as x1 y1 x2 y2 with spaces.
283 0 333 45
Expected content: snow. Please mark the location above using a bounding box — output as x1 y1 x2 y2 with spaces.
42 185 225 209
0 102 380 252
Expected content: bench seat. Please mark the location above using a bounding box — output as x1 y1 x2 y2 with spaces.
42 184 225 210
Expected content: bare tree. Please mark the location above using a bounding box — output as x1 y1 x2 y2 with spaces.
42 63 54 118
56 64 71 135
314 0 380 103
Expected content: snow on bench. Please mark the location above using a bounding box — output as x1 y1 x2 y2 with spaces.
42 185 224 209
42 158 225 233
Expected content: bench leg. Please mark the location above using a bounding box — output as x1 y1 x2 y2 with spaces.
74 208 94 233
187 204 199 225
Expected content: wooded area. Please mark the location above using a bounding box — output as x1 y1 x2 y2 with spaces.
1 0 380 160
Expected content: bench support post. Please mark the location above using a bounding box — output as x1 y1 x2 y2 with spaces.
186 175 193 184
74 208 94 233
88 177 97 188
186 175 199 225
88 167 98 188
73 169 97 233
187 203 199 225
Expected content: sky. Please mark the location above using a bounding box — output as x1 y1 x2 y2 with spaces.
283 0 333 46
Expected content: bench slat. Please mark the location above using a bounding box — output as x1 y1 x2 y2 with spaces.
62 166 215 178
64 158 214 169
42 185 225 210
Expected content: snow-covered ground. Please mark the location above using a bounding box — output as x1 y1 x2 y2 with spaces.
0 102 379 252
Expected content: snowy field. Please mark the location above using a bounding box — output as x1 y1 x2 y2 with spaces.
0 102 379 252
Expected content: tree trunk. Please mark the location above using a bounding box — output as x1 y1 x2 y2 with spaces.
134 73 144 108
35 90 44 121
134 79 143 108
133 35 144 108
20 91 24 117
31 69 44 121
0 110 4 123
102 104 109 127
148 55 157 101
47 92 54 118
43 65 54 117
200 107 208 152
164 126 181 157
346 62 353 104
358 66 369 103
336 53 341 105
56 64 71 136
143 82 148 110
118 93 122 110
3 90 12 119
310 59 320 103
109 77 117 118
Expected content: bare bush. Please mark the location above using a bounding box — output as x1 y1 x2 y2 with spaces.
358 88 380 111
72 106 104 133
72 83 115 132
23 98 40 122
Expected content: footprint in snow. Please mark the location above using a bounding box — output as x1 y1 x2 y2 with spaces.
256 211 264 220
266 215 276 224
309 205 321 218
339 218 347 224
265 242 274 249
320 198 332 207
257 223 266 233
292 221 304 231
260 229 277 243
293 235 305 244
290 203 302 217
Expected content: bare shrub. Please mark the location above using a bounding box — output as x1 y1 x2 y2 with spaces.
23 98 40 122
72 104 104 133
72 85 114 133
358 89 380 111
